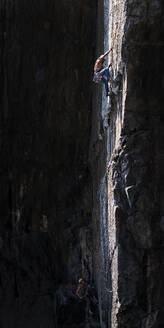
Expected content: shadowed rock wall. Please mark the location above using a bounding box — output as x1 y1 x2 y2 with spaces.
0 0 95 326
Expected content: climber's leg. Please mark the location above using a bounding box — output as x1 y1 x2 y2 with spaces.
101 77 109 96
99 67 111 81
99 67 111 96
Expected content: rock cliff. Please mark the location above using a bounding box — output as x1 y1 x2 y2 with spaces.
1 0 164 327
92 0 164 327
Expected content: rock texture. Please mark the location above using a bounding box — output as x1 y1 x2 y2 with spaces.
108 0 164 326
1 0 164 327
90 0 110 322
92 0 164 327
56 284 99 328
0 0 96 327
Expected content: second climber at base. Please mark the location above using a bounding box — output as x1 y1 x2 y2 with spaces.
93 48 113 97
76 278 98 318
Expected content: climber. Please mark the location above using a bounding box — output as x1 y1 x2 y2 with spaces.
76 278 98 318
93 48 113 96
76 278 88 299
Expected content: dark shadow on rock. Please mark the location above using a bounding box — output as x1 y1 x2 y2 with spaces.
56 284 100 328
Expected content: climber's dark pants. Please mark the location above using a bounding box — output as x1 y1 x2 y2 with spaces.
99 67 111 94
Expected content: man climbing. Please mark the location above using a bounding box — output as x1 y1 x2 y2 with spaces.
76 278 88 299
93 48 113 96
76 278 98 319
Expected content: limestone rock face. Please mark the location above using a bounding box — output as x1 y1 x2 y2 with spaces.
0 0 95 327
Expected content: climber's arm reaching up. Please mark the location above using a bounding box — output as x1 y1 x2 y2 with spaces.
102 47 113 59
94 48 113 72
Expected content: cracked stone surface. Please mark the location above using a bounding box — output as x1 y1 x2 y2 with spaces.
107 0 164 327
92 0 164 327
